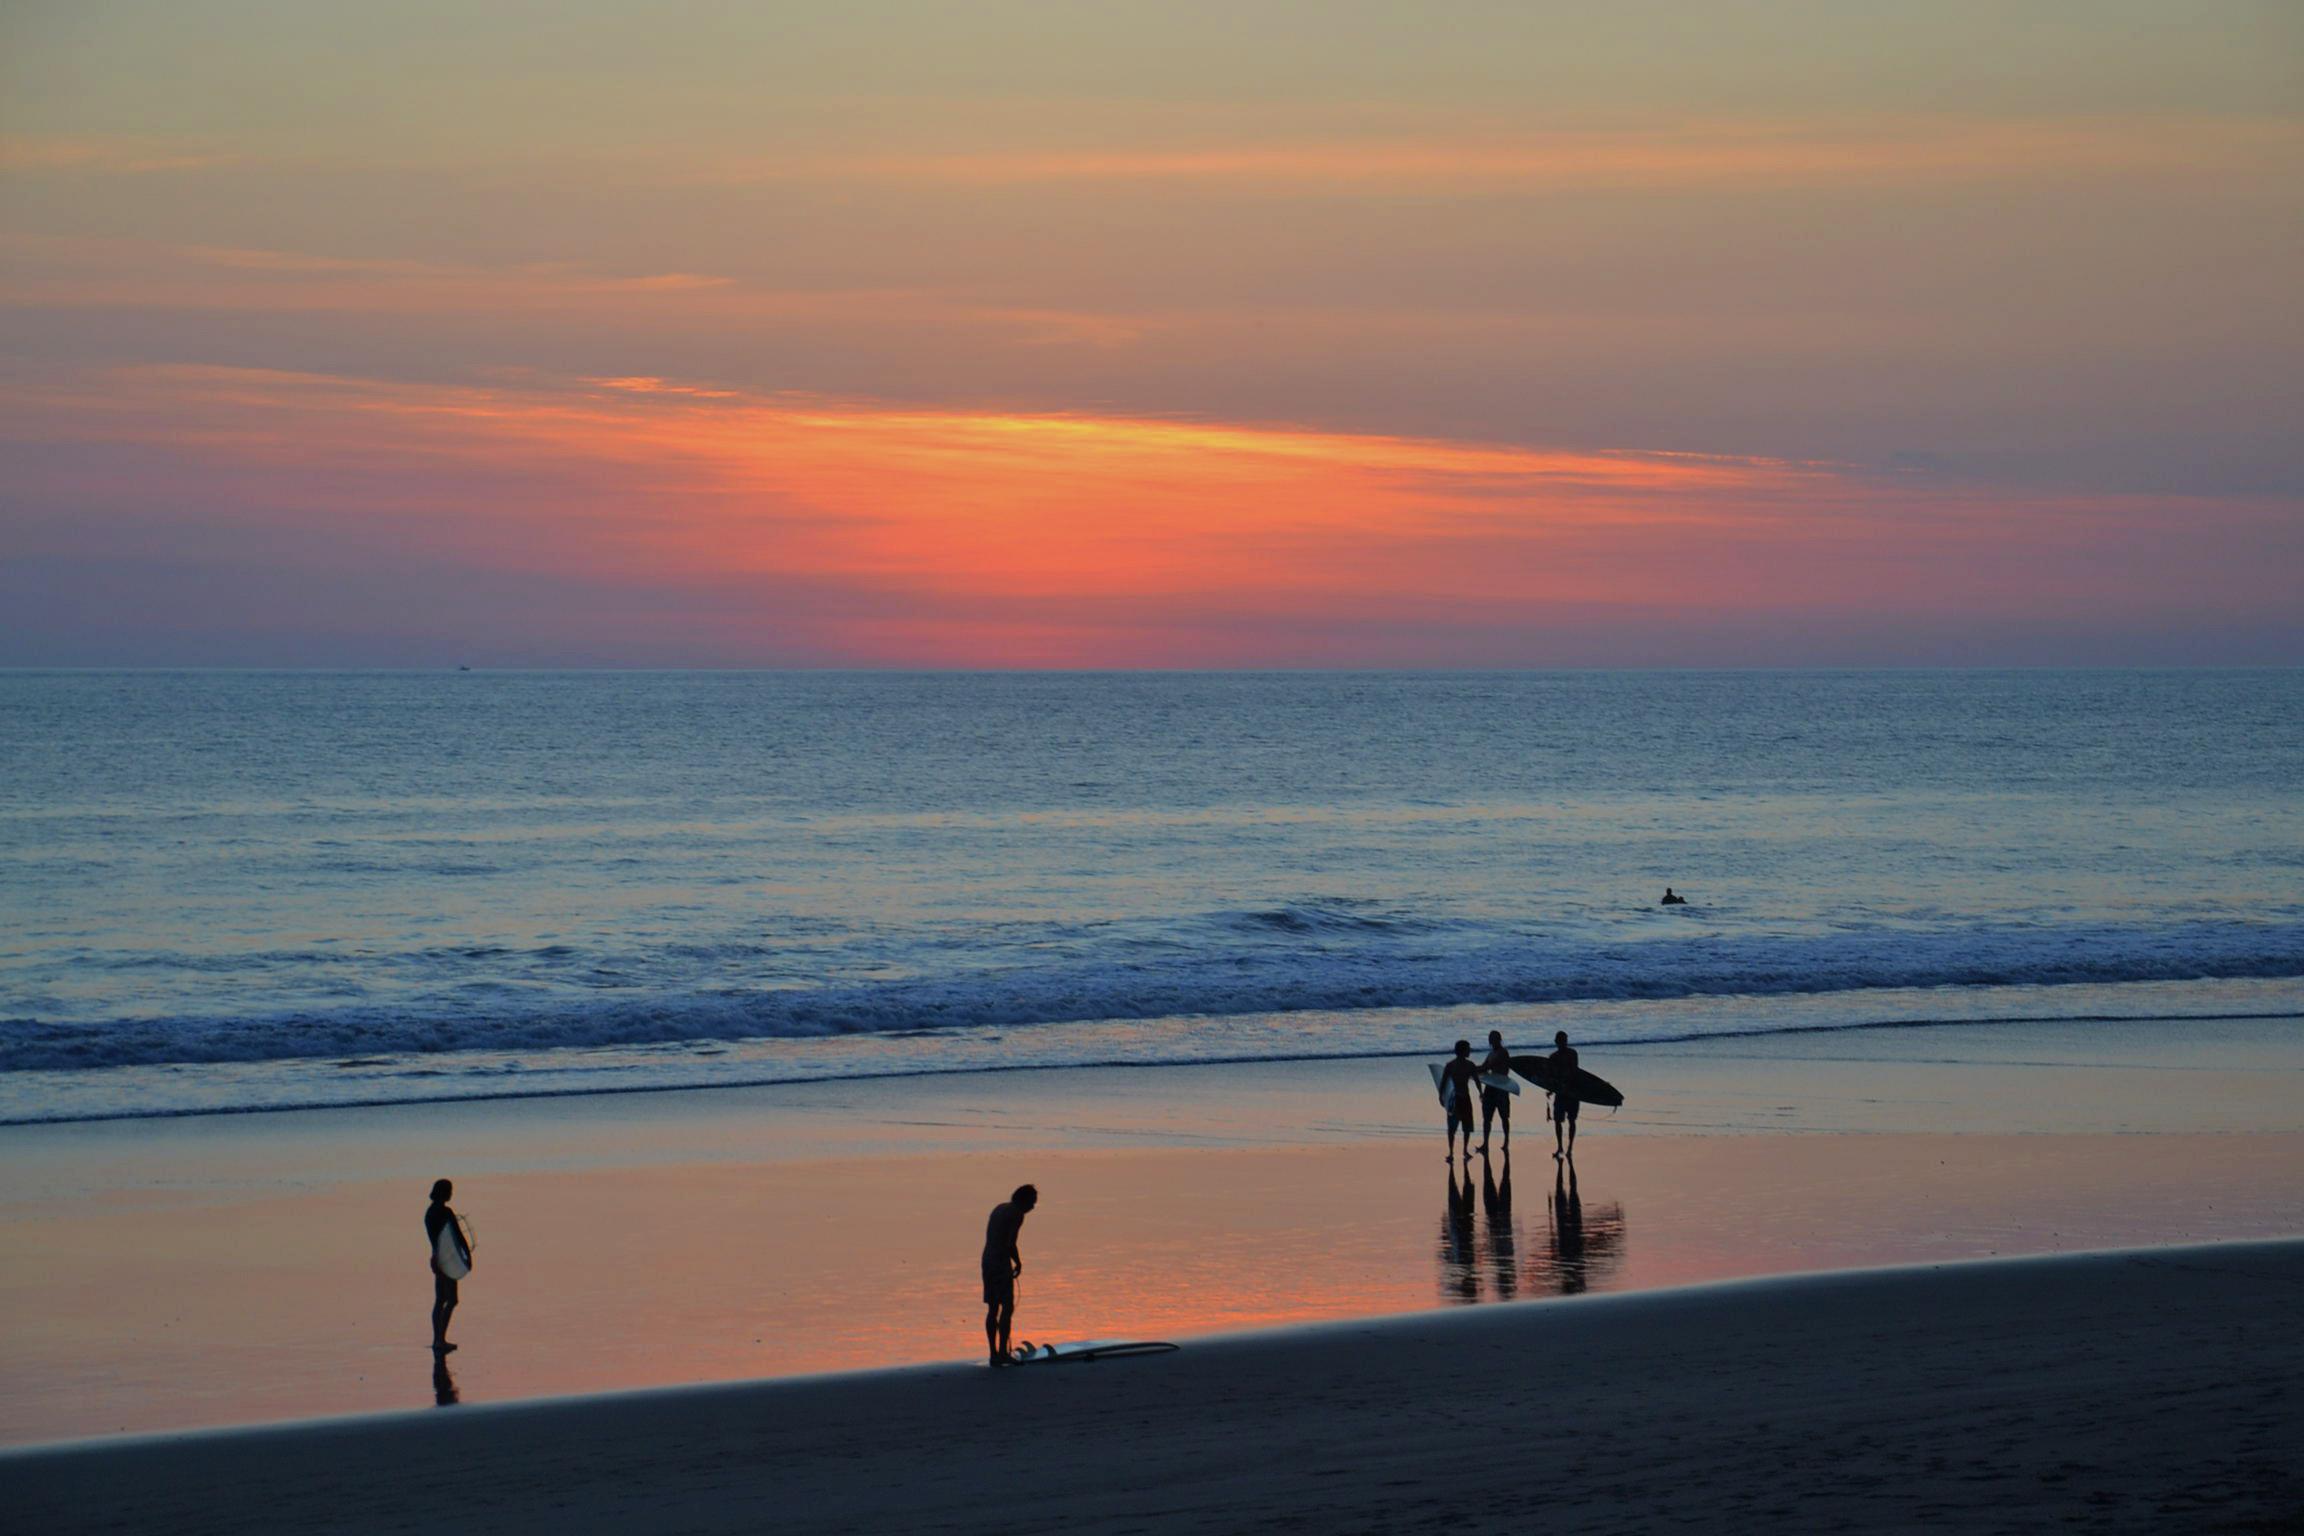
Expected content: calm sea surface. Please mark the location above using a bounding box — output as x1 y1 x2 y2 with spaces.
2 671 2298 1121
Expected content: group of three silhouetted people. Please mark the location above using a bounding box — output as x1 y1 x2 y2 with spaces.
1438 1029 1583 1162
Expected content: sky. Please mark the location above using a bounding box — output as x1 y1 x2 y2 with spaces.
2 1 2299 666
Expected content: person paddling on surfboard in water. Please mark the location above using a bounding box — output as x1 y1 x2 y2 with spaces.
425 1178 472 1354
1549 1031 1582 1160
982 1184 1038 1367
1439 1039 1482 1163
1477 1029 1514 1156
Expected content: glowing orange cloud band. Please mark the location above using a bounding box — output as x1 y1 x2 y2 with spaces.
7 365 2286 665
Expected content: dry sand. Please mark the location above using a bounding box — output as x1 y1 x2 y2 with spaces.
7 1239 2298 1535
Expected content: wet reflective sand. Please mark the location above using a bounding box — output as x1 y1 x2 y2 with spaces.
2 1018 2299 1443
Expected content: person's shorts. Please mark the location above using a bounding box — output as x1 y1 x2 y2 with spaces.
1554 1096 1580 1123
1480 1087 1512 1117
982 1265 1015 1306
434 1272 459 1305
1448 1101 1475 1131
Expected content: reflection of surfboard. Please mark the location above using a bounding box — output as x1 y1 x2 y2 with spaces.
1428 1062 1456 1109
1507 1056 1625 1108
434 1216 473 1280
1005 1340 1179 1366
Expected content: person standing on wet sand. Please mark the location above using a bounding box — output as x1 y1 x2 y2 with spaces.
1549 1030 1582 1160
424 1178 471 1354
1439 1039 1482 1162
982 1184 1038 1366
1478 1029 1514 1155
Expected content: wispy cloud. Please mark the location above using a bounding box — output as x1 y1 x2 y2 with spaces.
0 235 1152 350
0 135 230 175
700 116 2304 191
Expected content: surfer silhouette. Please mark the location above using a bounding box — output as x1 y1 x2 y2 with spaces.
1660 888 1687 905
1549 1031 1581 1159
424 1178 471 1354
1478 1029 1514 1155
1439 1039 1482 1162
982 1183 1038 1366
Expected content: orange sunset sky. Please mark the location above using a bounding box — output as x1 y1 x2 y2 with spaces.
2 2 2299 665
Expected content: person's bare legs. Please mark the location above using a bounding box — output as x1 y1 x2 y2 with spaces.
987 1297 1016 1361
431 1276 458 1353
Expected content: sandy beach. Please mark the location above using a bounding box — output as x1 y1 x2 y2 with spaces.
3 1015 2301 1446
9 1239 2300 1534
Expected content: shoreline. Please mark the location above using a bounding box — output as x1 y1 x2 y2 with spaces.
14 1000 2300 1130
11 976 2298 1127
10 1240 2299 1533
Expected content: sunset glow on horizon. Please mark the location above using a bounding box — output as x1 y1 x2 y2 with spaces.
2 1 2298 665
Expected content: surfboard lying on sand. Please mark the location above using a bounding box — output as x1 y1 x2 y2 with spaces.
1005 1340 1180 1366
1507 1055 1625 1108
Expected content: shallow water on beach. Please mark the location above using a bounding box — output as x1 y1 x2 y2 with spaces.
3 669 2300 1121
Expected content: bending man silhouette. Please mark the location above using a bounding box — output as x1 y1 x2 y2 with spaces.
982 1183 1038 1365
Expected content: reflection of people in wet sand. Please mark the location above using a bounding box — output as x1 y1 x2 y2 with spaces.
1549 1160 1586 1290
432 1353 459 1407
1439 1039 1481 1162
1477 1030 1513 1155
1533 1160 1626 1296
424 1179 471 1355
981 1184 1038 1366
1481 1152 1518 1301
1438 1162 1480 1303
1548 1031 1581 1160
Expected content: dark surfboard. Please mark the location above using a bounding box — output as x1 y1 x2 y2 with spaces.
1507 1055 1624 1108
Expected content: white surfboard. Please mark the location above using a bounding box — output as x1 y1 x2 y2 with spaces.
1480 1072 1521 1096
1005 1340 1178 1365
1428 1061 1456 1109
434 1216 472 1280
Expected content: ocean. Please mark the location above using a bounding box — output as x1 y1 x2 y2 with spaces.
2 670 2298 1123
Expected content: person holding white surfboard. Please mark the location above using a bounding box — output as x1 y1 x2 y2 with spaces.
424 1178 473 1355
1477 1029 1515 1155
1437 1039 1481 1163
